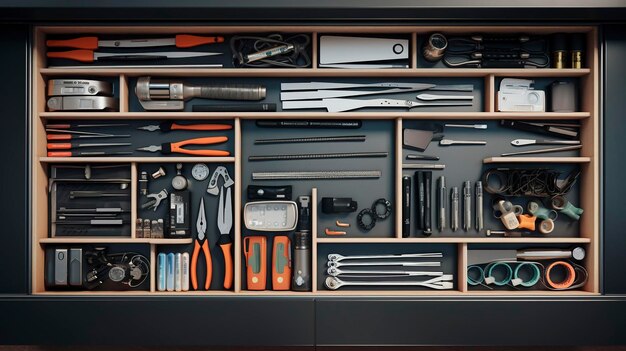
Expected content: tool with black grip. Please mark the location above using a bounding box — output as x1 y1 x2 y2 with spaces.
292 196 311 291
135 77 266 111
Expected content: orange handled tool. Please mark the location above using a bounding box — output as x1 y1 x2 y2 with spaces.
47 142 130 150
47 49 221 63
244 236 267 291
47 34 224 49
136 136 230 156
217 186 234 290
137 122 232 132
47 133 130 140
272 236 291 290
191 197 212 290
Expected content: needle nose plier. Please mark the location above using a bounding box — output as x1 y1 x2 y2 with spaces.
136 136 230 156
191 197 212 290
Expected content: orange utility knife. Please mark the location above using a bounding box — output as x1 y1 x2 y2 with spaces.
272 236 292 290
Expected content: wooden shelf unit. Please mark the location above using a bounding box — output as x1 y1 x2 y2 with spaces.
31 25 599 296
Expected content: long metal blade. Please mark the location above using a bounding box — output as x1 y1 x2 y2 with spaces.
281 82 472 91
281 87 433 101
280 82 434 91
94 51 222 59
98 38 176 48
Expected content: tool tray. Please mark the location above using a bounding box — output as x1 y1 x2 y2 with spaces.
31 25 599 296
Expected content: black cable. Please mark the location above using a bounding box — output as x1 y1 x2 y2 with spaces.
230 34 311 68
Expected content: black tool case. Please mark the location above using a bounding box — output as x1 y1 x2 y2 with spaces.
1 1 626 346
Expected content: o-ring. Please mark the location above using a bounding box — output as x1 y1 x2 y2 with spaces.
357 208 377 231
371 198 392 220
513 262 541 287
486 261 513 286
467 265 485 286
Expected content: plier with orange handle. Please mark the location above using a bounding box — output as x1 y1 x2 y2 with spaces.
136 136 230 156
191 197 212 290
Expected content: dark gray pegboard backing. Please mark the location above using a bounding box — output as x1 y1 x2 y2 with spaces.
316 243 457 291
466 243 588 292
46 119 234 157
44 33 312 69
241 119 395 238
129 76 483 113
402 119 581 238
141 162 235 291
45 76 119 112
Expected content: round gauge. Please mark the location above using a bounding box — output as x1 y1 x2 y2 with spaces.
191 163 210 181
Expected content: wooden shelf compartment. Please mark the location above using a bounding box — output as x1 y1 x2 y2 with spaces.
39 237 193 245
38 67 592 78
316 237 592 244
32 25 600 296
39 111 592 120
39 157 236 163
483 157 591 164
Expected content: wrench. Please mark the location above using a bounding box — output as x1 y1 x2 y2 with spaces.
327 253 442 262
327 266 444 277
324 275 454 290
141 189 168 211
327 260 441 268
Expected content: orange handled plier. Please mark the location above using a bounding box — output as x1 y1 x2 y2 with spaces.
136 136 230 156
191 197 212 290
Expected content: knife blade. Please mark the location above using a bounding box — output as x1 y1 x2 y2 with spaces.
282 98 472 112
280 82 473 91
281 86 435 101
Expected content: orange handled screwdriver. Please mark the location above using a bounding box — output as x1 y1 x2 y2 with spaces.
137 122 232 132
136 136 230 156
47 142 130 150
47 34 224 50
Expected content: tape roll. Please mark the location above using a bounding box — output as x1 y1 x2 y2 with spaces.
486 261 513 286
467 265 485 286
545 261 576 289
513 262 541 287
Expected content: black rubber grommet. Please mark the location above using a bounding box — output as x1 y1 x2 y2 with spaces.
371 198 392 220
357 208 376 231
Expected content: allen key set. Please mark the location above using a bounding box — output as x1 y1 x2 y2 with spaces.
33 25 598 296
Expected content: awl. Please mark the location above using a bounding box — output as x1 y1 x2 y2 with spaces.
47 35 224 49
47 50 222 63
